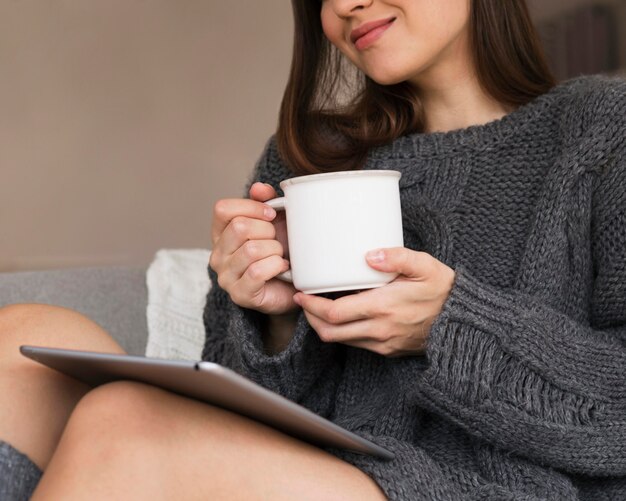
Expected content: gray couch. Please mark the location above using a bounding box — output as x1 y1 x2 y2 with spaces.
0 267 149 356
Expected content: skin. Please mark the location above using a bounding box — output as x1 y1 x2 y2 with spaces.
212 0 511 357
2 1 516 498
321 0 512 132
0 304 125 471
320 0 473 88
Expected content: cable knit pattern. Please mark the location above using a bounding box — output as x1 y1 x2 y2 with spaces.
202 75 626 500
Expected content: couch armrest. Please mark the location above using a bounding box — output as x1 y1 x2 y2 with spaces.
0 267 148 356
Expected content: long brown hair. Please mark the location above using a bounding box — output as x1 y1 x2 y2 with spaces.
276 0 556 175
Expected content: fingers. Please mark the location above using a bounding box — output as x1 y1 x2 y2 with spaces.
217 216 279 257
249 182 278 202
365 247 434 279
300 308 376 343
218 239 286 288
209 182 297 315
230 255 291 306
294 290 380 325
211 196 276 245
300 300 427 357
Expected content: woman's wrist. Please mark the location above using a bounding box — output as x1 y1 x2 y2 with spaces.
261 310 300 355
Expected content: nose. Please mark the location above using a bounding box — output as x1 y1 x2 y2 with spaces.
329 0 373 17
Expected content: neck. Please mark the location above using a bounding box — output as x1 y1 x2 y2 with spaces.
409 43 512 133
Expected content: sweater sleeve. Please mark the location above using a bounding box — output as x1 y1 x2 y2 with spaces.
201 136 345 415
415 139 626 477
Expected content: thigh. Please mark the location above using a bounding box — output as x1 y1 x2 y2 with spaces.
0 304 125 470
35 381 387 501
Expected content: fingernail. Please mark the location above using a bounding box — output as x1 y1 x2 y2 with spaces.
264 206 276 219
366 250 385 263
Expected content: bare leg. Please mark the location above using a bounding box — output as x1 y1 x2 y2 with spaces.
33 381 388 500
0 304 125 470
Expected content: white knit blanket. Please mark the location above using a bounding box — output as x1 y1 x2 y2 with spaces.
145 249 212 360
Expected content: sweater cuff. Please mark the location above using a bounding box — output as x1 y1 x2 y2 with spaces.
422 267 597 427
226 301 338 402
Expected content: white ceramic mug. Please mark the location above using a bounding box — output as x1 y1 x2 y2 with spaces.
265 170 404 294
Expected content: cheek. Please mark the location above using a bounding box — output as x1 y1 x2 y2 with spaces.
399 0 470 63
320 10 364 72
428 0 470 41
320 8 342 48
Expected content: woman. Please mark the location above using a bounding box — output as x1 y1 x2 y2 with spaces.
2 0 624 499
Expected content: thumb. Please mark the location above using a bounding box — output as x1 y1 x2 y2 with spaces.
365 247 429 279
249 182 278 202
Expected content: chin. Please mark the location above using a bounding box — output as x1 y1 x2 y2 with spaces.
362 62 415 87
367 72 409 87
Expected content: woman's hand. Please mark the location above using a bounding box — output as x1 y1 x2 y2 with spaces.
209 182 299 316
293 248 456 357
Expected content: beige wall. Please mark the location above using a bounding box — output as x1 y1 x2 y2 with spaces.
0 1 292 271
1 1 623 271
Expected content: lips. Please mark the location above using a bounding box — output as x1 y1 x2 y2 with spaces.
350 17 396 46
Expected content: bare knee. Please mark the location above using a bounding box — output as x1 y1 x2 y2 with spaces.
0 304 124 364
67 381 174 443
31 382 175 499
61 380 234 464
57 382 174 470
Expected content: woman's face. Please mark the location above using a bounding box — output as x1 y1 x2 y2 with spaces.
320 0 472 87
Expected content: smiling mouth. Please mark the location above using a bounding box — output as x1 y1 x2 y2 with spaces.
350 17 396 48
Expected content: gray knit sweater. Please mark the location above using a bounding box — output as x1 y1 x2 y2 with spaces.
202 75 626 500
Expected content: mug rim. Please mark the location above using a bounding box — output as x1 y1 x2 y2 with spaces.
280 169 401 189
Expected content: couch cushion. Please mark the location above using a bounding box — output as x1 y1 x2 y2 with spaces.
0 267 148 356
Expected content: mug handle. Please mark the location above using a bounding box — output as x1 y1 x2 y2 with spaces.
265 197 293 283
